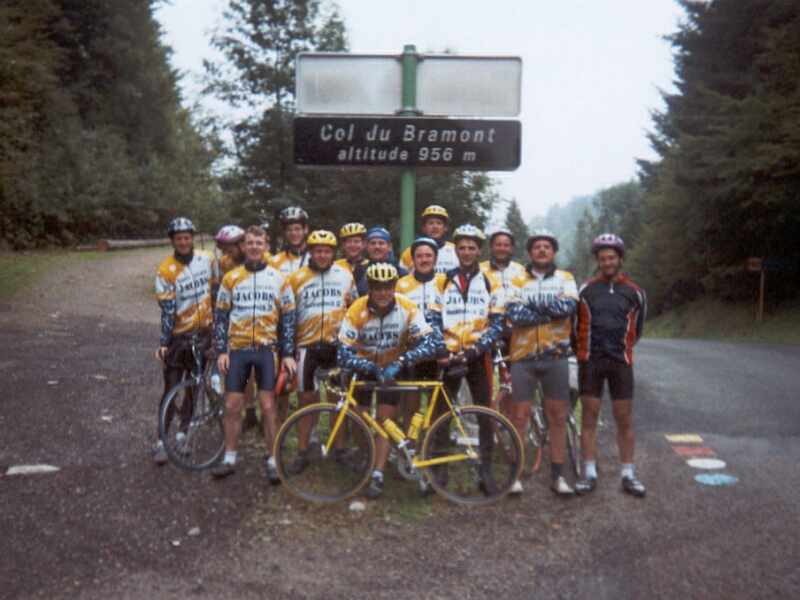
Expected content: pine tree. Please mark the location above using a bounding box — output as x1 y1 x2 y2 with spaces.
504 199 529 262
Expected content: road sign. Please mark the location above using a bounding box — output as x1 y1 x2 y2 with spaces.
296 53 522 117
294 116 520 170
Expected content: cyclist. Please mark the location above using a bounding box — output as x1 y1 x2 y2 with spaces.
335 222 368 272
395 237 447 429
270 206 310 276
338 262 442 498
480 228 526 424
506 229 579 496
431 224 506 494
215 225 246 275
210 225 297 482
574 233 647 498
354 226 408 296
286 230 357 474
399 205 459 274
153 217 219 465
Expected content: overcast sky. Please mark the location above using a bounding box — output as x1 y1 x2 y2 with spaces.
156 0 684 221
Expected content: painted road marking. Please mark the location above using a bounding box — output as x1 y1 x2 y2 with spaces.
687 458 727 470
673 446 716 457
5 464 61 476
665 433 704 444
695 473 738 486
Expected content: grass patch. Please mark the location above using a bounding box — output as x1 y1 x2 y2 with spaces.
646 297 800 344
0 250 108 302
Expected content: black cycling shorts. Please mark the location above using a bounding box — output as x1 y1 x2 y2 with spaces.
226 348 276 393
578 357 634 401
297 344 338 392
353 376 404 407
401 360 439 381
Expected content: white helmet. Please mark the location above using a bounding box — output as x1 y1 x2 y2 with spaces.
215 225 245 244
453 224 487 245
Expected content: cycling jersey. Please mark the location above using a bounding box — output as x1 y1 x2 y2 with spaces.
219 251 271 276
214 262 295 356
399 240 459 274
289 263 356 348
270 249 309 276
575 274 646 365
334 257 366 274
396 272 445 321
506 265 579 362
155 250 218 346
480 259 526 292
432 268 506 355
337 294 438 373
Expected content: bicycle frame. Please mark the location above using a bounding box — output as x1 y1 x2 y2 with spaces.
324 375 479 468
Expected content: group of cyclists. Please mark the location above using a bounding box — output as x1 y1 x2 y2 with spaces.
152 203 647 500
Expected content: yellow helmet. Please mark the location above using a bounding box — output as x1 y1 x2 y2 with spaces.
339 222 367 239
365 262 399 283
421 205 449 222
306 229 337 248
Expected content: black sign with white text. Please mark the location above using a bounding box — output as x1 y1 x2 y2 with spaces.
294 116 521 170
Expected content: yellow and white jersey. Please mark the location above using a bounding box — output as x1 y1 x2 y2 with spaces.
480 259 526 292
432 270 506 353
395 273 445 317
334 257 367 275
399 241 459 274
155 251 218 335
270 250 309 277
216 265 295 351
338 295 432 368
508 268 578 362
289 263 357 348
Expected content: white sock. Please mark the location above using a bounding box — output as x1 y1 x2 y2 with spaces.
372 469 384 481
266 455 276 468
621 463 635 479
584 460 598 479
176 432 186 443
224 451 237 465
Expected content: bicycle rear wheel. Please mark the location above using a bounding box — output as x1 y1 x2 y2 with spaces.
159 378 224 471
274 404 375 504
420 405 522 506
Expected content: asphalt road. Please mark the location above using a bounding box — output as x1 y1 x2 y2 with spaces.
1 254 798 599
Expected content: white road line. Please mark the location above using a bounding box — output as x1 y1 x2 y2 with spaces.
5 464 61 476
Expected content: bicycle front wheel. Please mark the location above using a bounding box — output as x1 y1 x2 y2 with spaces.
159 378 224 471
274 404 375 504
420 405 523 506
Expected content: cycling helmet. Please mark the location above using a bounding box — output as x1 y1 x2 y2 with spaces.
421 204 449 222
453 224 486 245
279 206 309 226
215 225 245 244
591 233 625 257
489 227 515 244
526 228 559 252
410 236 439 256
366 262 399 283
307 229 337 248
339 222 367 239
168 217 195 237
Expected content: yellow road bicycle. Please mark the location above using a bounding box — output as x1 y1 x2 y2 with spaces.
273 375 523 505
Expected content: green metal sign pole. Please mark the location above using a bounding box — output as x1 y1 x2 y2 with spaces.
400 44 418 250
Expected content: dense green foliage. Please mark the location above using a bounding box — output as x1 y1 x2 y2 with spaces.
529 196 593 272
631 0 800 311
503 199 530 262
205 0 500 243
0 0 220 248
